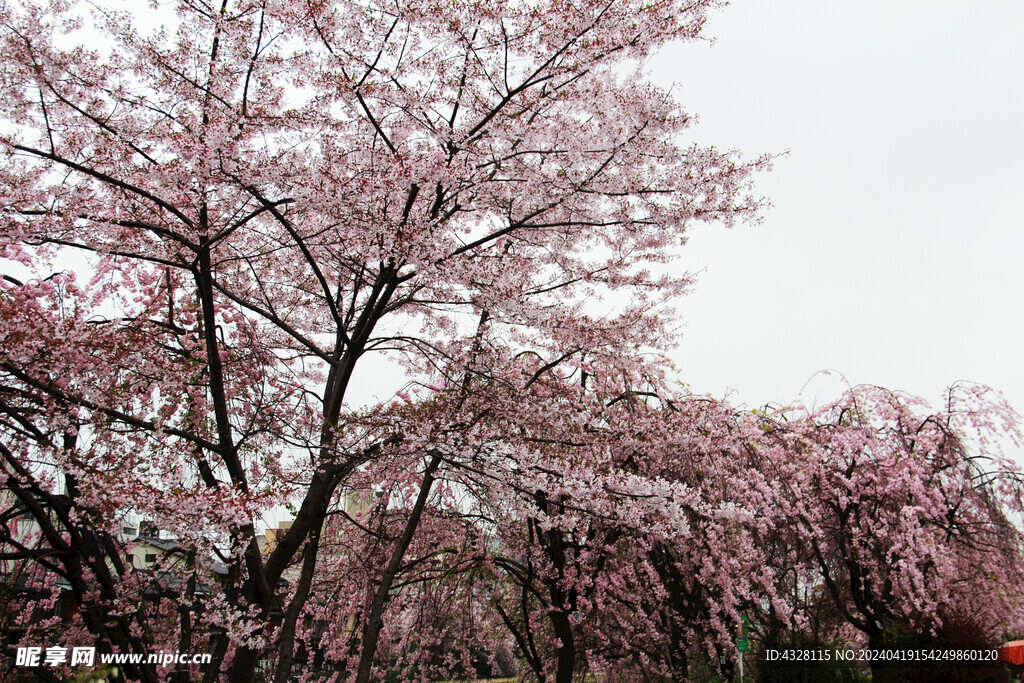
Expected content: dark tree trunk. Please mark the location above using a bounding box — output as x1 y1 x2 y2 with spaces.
353 455 442 683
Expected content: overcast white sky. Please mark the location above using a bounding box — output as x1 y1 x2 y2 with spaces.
648 1 1024 419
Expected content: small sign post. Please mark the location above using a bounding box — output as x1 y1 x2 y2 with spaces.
736 614 750 682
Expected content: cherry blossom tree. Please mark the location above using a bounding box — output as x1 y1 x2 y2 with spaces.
0 0 767 678
763 384 1024 681
380 349 791 682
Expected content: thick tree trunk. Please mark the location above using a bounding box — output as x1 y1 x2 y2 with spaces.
550 610 576 683
534 502 578 683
